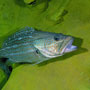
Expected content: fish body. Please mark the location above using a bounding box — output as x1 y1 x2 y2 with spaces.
0 27 77 64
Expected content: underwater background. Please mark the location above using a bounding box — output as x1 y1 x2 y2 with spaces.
0 0 90 90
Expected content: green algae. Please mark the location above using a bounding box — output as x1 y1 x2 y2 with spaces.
0 0 90 90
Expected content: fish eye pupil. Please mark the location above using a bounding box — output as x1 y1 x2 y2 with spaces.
54 37 60 41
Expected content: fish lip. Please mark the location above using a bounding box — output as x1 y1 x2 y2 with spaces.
61 38 77 54
64 39 77 53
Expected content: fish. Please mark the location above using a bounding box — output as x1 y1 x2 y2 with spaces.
0 27 77 88
0 27 77 65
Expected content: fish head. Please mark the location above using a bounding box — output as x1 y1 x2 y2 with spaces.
34 33 77 58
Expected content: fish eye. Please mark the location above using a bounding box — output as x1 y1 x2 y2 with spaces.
54 36 60 41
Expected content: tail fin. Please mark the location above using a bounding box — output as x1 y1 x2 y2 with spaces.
0 58 12 89
0 47 11 76
0 38 12 89
0 58 11 76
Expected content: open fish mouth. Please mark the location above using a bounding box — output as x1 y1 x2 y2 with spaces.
63 39 77 53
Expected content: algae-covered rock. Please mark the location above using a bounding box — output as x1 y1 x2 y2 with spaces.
0 0 90 90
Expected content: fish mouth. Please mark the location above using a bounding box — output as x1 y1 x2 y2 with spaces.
61 38 77 54
64 39 77 53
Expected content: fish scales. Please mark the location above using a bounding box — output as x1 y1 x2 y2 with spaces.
1 44 33 56
0 27 77 64
3 27 35 47
7 46 39 63
3 28 54 48
6 44 47 63
3 36 34 48
8 49 42 63
0 28 50 63
1 42 45 63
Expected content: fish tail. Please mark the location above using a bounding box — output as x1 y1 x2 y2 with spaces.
0 58 11 76
0 49 12 89
0 48 11 76
0 58 12 89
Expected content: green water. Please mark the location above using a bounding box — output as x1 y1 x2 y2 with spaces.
0 0 90 90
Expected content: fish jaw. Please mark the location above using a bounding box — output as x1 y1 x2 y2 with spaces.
61 38 77 54
64 45 77 53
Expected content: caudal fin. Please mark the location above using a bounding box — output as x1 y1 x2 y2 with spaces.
0 58 12 89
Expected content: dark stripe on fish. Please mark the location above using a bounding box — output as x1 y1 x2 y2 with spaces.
6 49 35 56
1 42 32 51
3 27 35 47
9 27 34 40
8 49 40 63
3 27 56 48
4 36 33 45
1 43 35 57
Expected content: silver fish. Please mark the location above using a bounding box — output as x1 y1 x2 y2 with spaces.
0 27 77 64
